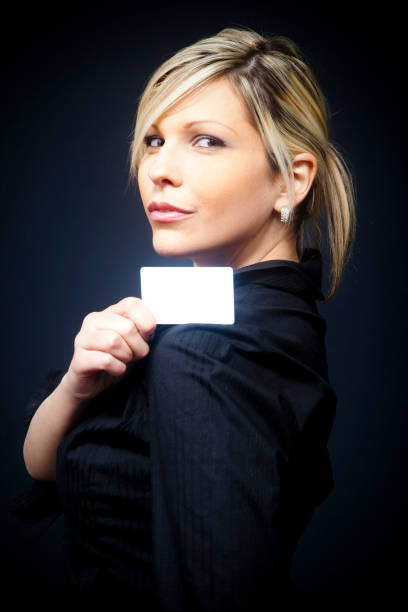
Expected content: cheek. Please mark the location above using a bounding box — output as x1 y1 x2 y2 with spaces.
192 162 272 223
137 168 146 197
187 158 248 211
137 169 152 206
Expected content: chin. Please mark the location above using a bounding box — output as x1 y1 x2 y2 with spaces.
151 232 223 264
152 236 192 260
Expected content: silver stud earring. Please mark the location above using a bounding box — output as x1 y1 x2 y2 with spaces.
280 207 290 223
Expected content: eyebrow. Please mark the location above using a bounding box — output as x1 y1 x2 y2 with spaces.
150 120 237 135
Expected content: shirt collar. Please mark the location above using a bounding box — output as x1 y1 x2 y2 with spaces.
233 248 325 301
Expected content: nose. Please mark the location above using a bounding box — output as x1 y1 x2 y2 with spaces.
147 142 182 187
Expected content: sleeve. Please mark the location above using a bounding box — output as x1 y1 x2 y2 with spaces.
147 326 336 612
8 368 65 531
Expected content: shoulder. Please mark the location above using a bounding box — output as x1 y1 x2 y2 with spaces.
146 323 298 444
145 315 325 395
148 290 328 379
144 257 331 385
145 325 233 395
145 311 335 433
147 321 278 379
154 323 228 353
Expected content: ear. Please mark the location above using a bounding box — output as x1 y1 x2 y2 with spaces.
273 152 318 213
292 153 318 205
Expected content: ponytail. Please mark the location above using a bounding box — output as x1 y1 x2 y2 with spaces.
296 143 357 301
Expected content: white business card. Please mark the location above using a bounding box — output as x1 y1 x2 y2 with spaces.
140 266 235 324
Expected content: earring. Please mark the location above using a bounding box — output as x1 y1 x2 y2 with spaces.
280 207 290 223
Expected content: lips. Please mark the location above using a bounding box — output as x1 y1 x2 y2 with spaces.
148 201 193 213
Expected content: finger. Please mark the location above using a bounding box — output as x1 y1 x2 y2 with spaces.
77 327 135 363
81 312 151 360
73 347 128 377
105 297 157 341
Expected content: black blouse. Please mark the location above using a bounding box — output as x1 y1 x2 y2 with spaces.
10 248 337 611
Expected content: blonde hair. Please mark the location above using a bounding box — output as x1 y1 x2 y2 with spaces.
129 26 356 301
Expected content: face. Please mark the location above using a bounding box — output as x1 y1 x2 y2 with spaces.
137 75 290 268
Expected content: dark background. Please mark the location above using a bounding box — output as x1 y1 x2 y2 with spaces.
1 1 405 607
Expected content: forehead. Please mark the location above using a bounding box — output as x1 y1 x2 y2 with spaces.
152 76 253 130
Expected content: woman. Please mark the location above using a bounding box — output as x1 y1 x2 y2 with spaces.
11 26 356 611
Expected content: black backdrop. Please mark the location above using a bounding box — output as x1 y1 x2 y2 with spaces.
1 1 406 608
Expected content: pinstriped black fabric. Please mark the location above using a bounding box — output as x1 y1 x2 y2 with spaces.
9 248 336 610
146 249 335 611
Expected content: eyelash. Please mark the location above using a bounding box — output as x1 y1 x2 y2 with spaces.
143 134 224 149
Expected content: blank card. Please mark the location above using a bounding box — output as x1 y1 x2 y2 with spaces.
140 266 235 324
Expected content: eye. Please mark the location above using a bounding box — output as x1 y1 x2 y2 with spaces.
144 135 162 148
143 134 224 149
193 135 224 148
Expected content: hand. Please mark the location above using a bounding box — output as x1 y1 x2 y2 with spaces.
60 297 156 401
